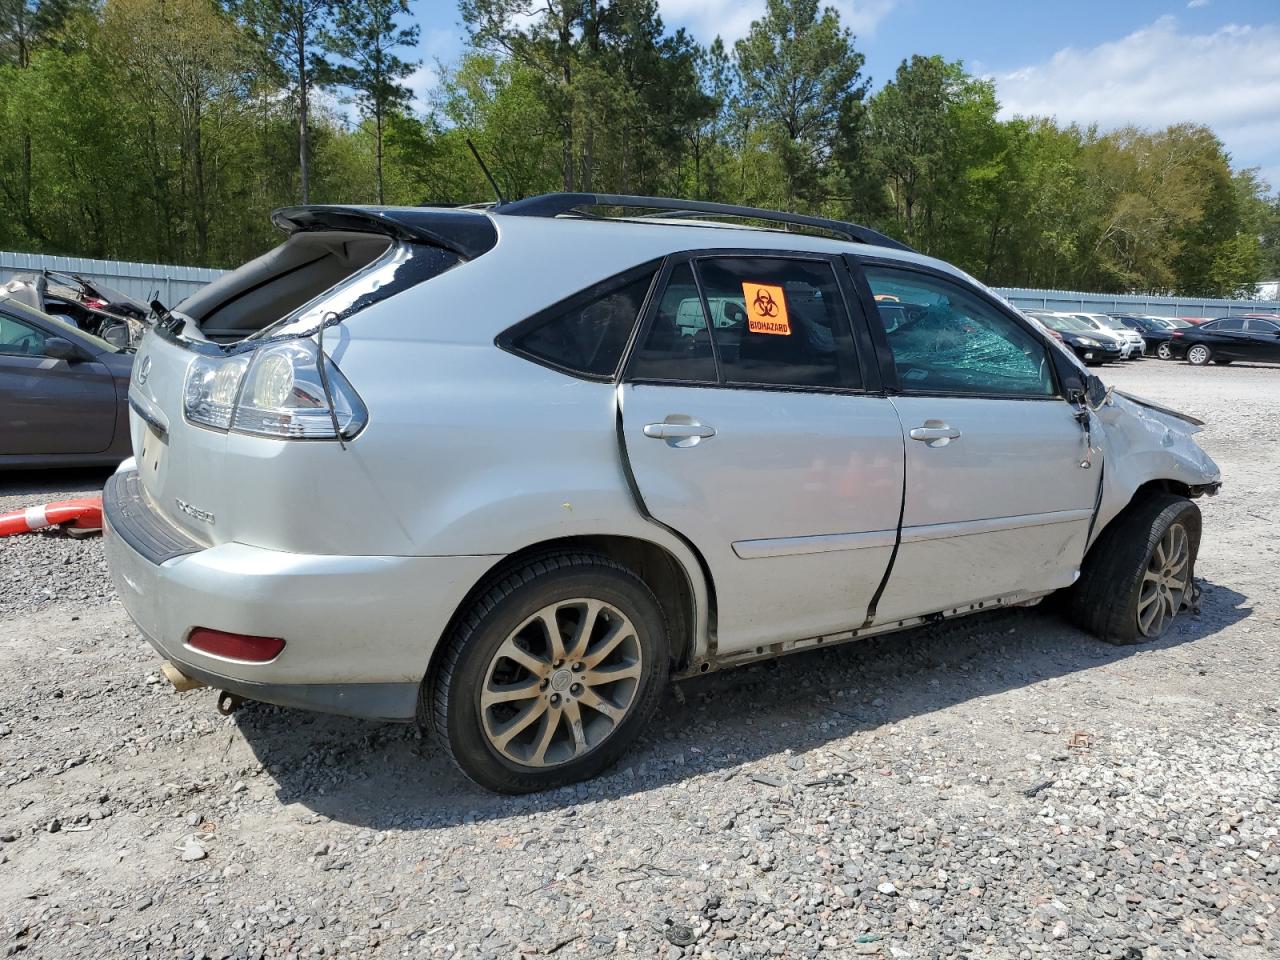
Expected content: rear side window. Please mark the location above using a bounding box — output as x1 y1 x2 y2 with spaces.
628 262 717 382
503 265 659 379
701 257 858 389
628 256 861 390
1247 318 1279 333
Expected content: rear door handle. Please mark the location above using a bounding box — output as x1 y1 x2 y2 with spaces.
643 420 716 447
909 420 961 447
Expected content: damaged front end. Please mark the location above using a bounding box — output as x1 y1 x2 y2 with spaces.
1084 383 1221 546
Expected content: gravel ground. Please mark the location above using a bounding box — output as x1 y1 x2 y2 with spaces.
1 361 1277 960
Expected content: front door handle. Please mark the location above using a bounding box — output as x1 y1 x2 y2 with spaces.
643 420 716 447
909 420 961 447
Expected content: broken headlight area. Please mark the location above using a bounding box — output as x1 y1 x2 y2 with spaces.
182 340 367 441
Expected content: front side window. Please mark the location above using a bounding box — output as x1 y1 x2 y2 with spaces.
505 266 658 378
863 265 1055 397
0 313 46 356
1213 318 1244 331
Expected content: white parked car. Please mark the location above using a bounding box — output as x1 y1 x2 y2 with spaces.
104 194 1222 792
1071 313 1144 359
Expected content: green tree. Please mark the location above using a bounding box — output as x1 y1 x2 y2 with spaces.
323 0 418 204
224 0 334 203
734 0 866 207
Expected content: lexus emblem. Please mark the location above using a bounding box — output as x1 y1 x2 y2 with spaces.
136 355 151 385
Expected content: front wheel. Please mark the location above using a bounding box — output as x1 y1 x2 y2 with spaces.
1187 344 1212 366
1156 342 1174 361
428 553 670 793
1069 493 1201 644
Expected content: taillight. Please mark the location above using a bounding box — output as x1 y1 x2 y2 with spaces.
182 339 367 440
1171 331 1183 338
187 628 285 662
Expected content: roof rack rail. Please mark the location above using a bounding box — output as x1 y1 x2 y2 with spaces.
494 193 915 253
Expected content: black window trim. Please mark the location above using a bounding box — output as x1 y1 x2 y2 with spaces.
494 257 664 383
621 247 882 396
846 253 1068 402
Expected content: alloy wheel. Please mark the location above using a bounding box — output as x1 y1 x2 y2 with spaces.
1157 342 1173 360
479 598 643 768
1136 522 1190 638
1187 345 1210 365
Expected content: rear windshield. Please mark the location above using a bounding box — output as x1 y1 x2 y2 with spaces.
250 242 460 341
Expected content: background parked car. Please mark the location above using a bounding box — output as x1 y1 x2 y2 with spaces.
1167 316 1280 366
0 294 134 468
1109 314 1174 356
1 270 151 349
1024 311 1123 364
1071 312 1143 358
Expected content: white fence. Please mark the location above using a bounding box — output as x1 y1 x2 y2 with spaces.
3 249 1279 319
0 251 225 308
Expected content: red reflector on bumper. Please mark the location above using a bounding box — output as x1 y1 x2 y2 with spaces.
187 628 285 662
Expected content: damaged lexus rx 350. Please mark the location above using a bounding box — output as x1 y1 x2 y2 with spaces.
104 194 1221 793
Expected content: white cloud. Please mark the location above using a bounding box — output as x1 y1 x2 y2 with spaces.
1187 0 1209 8
995 17 1280 186
658 0 897 45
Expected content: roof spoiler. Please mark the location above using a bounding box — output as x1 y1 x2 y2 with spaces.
271 205 498 261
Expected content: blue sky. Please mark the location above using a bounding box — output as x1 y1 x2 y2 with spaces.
406 0 1280 189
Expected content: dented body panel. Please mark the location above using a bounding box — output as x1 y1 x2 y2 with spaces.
1088 391 1221 548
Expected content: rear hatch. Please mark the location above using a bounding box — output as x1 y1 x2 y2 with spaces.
125 206 496 552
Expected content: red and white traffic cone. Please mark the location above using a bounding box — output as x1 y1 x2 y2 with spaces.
0 497 104 538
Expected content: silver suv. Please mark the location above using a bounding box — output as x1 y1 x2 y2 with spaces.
105 194 1221 793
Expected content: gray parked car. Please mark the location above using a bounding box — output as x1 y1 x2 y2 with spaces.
104 194 1221 793
0 294 134 468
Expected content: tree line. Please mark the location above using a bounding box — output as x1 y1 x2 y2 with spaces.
1 0 1277 297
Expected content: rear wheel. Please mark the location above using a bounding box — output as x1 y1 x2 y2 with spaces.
1069 493 1200 644
429 553 670 793
1187 344 1212 366
1156 342 1174 361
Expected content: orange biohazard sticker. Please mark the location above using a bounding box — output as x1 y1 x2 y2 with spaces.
742 282 790 335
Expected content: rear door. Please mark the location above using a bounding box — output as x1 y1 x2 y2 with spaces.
1244 319 1280 361
1205 318 1249 358
619 252 905 656
848 258 1099 624
0 309 116 456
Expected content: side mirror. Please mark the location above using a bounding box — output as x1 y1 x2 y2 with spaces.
43 337 80 361
1085 374 1110 408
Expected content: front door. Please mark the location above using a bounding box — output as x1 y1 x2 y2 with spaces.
620 253 905 655
0 311 116 456
851 260 1099 623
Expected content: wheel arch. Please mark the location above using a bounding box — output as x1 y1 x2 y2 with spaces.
421 533 713 707
1088 476 1204 555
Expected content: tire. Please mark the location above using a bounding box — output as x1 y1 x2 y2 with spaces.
1069 493 1201 645
1156 342 1173 361
1186 344 1212 366
428 553 670 793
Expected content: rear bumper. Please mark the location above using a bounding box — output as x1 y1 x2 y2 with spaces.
103 467 499 721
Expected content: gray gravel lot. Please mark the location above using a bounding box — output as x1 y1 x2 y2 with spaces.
1 361 1277 960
